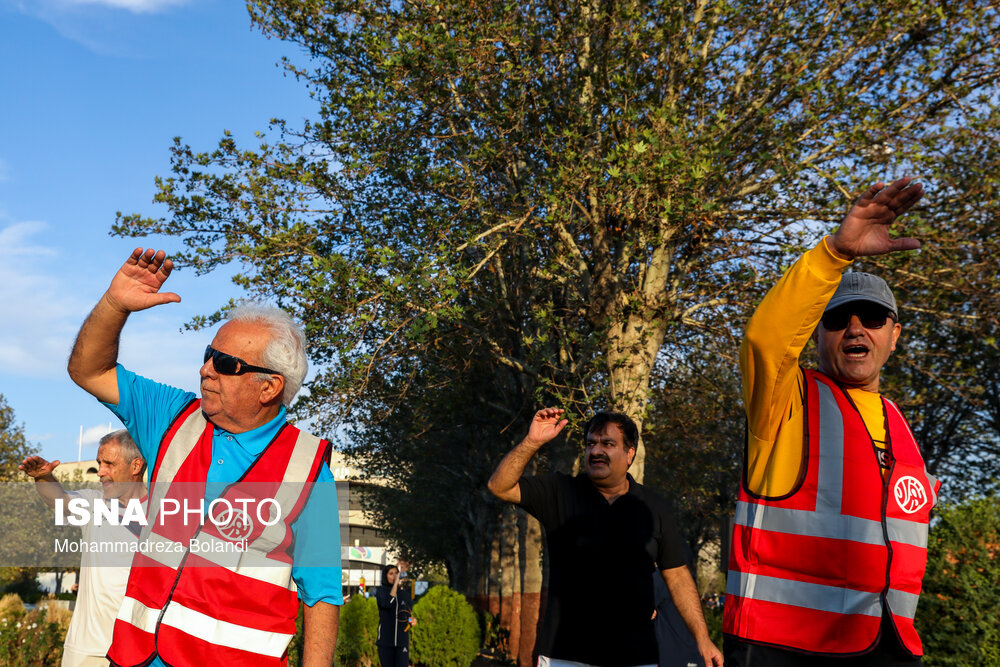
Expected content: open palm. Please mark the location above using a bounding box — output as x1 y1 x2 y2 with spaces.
831 177 924 258
19 456 60 479
525 407 569 446
106 248 182 312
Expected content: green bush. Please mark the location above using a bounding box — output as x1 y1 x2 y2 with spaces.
335 595 379 667
476 610 513 664
919 495 1000 666
286 604 305 667
410 586 479 667
0 599 67 666
0 568 43 604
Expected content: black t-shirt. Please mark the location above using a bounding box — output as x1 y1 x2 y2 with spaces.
518 472 686 667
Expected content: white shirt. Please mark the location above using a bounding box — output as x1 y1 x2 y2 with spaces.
62 489 143 657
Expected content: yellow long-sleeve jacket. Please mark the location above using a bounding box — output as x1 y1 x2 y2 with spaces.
741 237 888 497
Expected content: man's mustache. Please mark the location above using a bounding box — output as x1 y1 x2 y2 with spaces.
588 455 609 465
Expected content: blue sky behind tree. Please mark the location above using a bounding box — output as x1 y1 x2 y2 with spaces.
0 0 316 463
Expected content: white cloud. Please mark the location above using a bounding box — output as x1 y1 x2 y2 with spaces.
4 0 190 15
1 0 192 56
0 220 88 378
0 218 213 391
59 0 189 13
81 422 116 446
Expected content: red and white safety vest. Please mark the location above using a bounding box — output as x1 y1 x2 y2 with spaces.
108 399 331 667
724 369 940 656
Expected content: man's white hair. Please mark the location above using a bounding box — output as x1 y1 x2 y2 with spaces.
227 303 308 407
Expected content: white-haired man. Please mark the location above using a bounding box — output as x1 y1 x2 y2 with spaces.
68 248 341 667
20 430 146 667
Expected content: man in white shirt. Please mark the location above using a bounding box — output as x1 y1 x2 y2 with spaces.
20 429 146 667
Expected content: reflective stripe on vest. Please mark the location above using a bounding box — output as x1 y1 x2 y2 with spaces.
725 370 938 655
726 571 921 621
117 597 295 658
734 502 928 549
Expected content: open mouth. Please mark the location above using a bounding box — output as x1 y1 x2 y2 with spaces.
843 344 869 359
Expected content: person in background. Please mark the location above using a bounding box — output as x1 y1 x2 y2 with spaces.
375 564 414 667
653 551 703 667
20 430 146 667
489 408 723 667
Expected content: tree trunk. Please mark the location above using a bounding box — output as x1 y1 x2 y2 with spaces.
605 311 670 483
519 512 544 667
488 527 501 617
500 506 521 661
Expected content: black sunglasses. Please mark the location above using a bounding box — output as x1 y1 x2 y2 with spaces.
820 303 896 331
204 346 283 376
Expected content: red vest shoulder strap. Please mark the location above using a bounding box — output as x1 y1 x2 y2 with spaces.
150 398 202 484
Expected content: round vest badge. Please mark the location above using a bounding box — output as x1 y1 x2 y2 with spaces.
213 506 254 541
893 476 928 514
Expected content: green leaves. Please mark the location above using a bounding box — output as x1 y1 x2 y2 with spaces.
919 496 1000 665
0 395 37 482
116 0 1000 594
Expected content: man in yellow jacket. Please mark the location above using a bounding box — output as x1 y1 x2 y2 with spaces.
725 177 939 666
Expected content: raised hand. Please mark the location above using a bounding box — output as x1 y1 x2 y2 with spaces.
831 177 924 259
105 248 181 313
524 407 569 447
19 455 60 479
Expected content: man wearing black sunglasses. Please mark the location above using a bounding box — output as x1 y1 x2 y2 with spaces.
724 178 940 667
67 248 341 667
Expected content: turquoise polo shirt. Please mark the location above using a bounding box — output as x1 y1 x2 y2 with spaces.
101 365 342 666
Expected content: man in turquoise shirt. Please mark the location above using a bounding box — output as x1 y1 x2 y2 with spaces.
68 247 341 666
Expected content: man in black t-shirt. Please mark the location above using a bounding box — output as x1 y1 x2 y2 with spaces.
488 408 723 667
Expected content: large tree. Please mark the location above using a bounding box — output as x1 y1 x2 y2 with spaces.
865 127 1000 498
117 0 1000 479
115 0 1000 660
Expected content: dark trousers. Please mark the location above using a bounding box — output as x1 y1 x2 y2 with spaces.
378 643 409 667
724 622 922 667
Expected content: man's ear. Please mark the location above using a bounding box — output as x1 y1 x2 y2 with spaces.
129 457 143 476
259 375 286 405
889 322 902 353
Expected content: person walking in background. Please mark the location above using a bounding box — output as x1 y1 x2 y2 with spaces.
725 178 940 666
489 409 723 667
20 430 146 667
375 564 414 667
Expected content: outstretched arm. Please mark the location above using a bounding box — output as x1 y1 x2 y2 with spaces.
740 177 924 496
18 456 68 508
67 248 181 404
829 177 924 259
487 408 568 504
662 566 723 667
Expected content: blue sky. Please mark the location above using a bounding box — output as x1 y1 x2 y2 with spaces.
0 0 317 463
